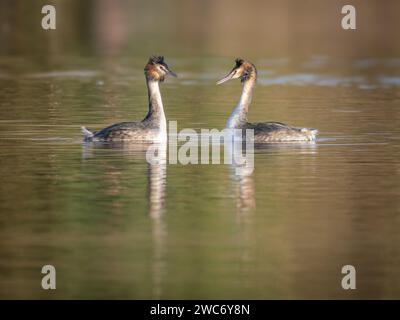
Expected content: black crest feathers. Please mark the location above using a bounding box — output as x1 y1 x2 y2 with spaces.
235 58 244 67
149 56 165 65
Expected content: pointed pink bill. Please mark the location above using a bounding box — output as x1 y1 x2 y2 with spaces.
216 69 236 85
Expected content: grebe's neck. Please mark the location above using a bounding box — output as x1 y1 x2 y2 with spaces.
226 76 256 129
143 79 166 133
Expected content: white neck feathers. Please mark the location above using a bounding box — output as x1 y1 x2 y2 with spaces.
226 79 255 129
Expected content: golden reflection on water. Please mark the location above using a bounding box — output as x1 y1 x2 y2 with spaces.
147 143 167 299
81 141 168 299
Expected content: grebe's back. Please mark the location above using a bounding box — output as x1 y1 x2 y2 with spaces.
246 122 318 142
82 121 161 142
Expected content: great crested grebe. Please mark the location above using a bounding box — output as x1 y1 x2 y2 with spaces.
81 56 176 142
217 58 318 142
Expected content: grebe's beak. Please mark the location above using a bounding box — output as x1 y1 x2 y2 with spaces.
216 69 237 85
167 67 177 78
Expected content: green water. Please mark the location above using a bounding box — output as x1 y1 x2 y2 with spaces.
0 55 399 299
0 0 400 299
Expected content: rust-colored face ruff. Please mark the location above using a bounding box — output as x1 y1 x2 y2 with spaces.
144 56 177 81
217 58 257 84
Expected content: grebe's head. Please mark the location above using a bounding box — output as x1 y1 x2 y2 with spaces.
217 58 257 85
144 56 177 82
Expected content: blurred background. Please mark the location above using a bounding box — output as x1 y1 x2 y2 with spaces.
1 0 400 59
0 0 399 299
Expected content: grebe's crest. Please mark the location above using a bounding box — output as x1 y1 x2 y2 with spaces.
235 58 257 82
217 58 257 85
149 55 165 64
145 55 177 82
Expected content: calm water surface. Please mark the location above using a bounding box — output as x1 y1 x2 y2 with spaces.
0 56 399 299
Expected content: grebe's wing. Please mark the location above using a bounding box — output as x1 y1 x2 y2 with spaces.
92 121 152 141
248 122 296 132
246 122 317 142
